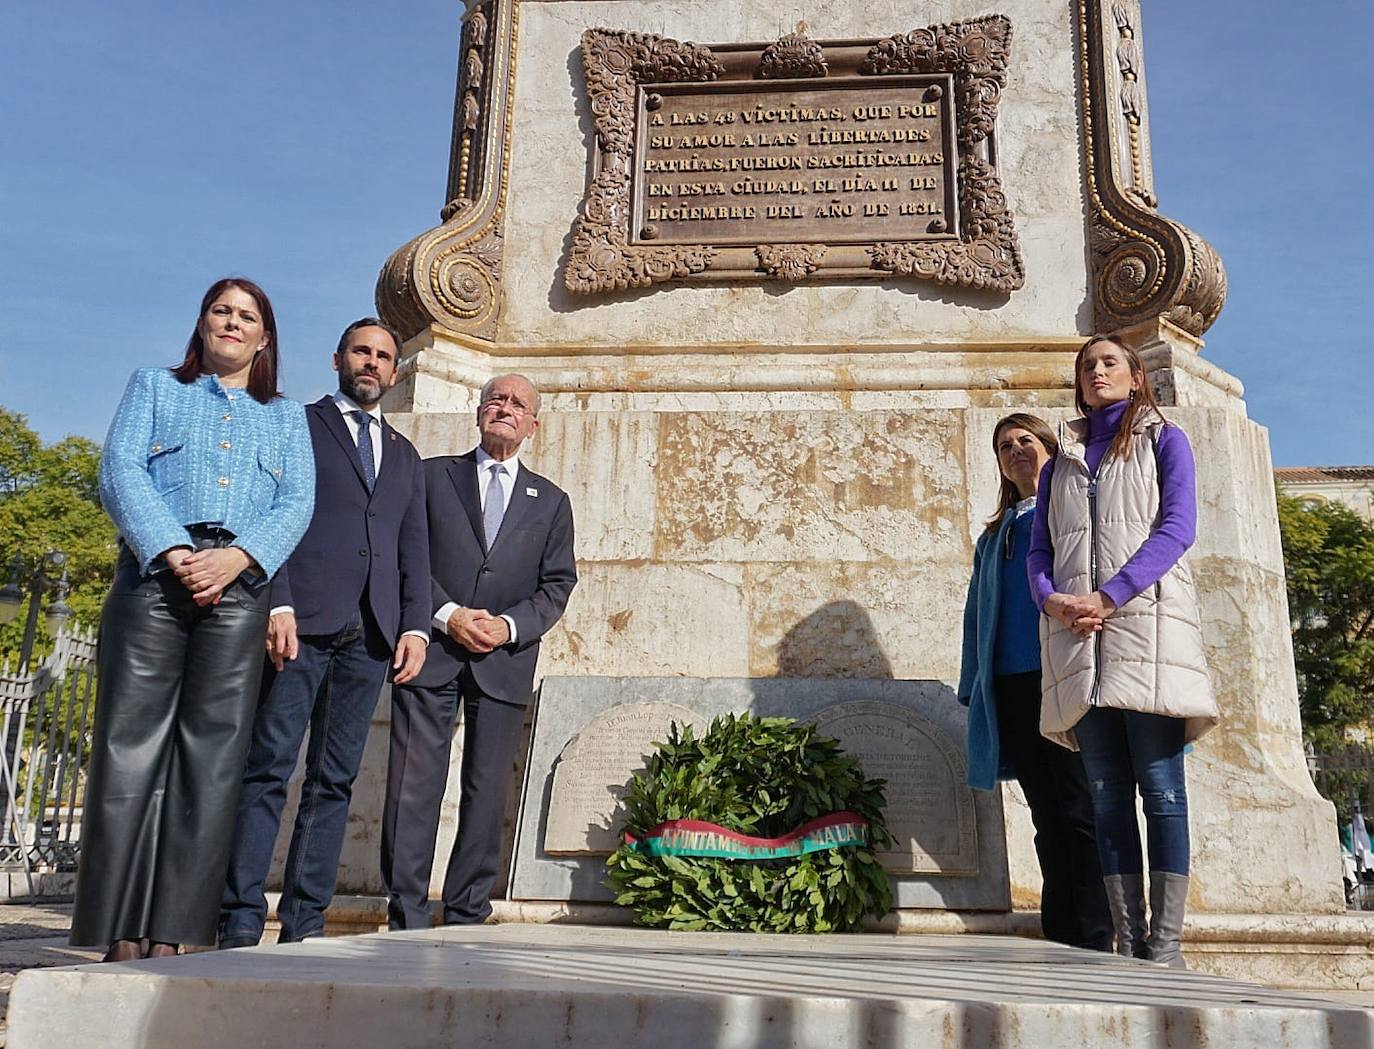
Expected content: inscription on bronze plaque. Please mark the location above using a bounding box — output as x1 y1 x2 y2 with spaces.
566 18 1023 294
632 78 957 246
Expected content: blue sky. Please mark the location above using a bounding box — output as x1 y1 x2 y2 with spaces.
2 2 1368 466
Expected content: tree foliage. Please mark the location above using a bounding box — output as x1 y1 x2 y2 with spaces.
0 407 116 666
1277 489 1374 750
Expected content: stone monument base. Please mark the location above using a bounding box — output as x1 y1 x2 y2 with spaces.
9 924 1372 1049
260 894 1374 995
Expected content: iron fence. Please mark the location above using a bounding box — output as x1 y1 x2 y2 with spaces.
1 627 97 894
1307 742 1374 911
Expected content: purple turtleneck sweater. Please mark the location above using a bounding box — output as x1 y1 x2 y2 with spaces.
1028 398 1197 611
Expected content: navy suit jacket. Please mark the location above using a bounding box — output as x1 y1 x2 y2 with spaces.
413 450 576 703
270 396 430 647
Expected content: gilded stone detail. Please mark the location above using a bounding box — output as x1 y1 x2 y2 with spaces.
758 30 827 79
376 0 517 342
756 244 827 281
1080 0 1226 336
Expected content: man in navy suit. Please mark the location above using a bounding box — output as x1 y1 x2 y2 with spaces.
219 318 431 946
382 373 576 929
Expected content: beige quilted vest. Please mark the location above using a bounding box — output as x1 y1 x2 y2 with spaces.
1038 409 1218 749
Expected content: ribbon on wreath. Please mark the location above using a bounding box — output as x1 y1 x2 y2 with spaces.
623 810 869 860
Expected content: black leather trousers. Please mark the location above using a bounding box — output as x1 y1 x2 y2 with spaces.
70 541 269 947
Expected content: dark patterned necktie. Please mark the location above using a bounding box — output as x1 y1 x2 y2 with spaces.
351 411 375 491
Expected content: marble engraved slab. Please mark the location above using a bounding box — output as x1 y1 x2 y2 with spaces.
510 677 1008 910
543 702 706 855
811 701 977 874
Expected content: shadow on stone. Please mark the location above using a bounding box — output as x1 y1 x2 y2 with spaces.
775 599 894 679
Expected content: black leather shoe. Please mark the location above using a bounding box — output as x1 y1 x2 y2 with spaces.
217 934 259 950
277 931 323 945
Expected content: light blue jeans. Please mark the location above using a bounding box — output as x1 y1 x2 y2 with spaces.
1073 708 1189 876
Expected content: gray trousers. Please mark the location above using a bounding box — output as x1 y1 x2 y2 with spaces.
381 667 526 929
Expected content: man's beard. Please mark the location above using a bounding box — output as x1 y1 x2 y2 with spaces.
340 370 384 407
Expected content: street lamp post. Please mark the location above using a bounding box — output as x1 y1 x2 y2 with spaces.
0 552 72 673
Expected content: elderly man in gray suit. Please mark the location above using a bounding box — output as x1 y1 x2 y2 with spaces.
381 373 576 928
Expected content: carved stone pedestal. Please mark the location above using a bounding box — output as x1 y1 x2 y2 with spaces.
272 0 1359 991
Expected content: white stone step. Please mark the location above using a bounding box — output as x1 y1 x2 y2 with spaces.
8 924 1373 1048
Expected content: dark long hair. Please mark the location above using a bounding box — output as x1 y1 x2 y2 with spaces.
1072 334 1164 462
984 413 1058 532
171 277 280 404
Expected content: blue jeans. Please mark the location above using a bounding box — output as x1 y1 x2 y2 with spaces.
220 610 390 943
1073 707 1189 877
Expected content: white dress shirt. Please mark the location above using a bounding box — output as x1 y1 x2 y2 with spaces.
271 393 427 646
433 447 520 645
334 391 383 471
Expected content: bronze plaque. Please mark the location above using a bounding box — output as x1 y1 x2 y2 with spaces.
632 77 957 246
566 19 1023 293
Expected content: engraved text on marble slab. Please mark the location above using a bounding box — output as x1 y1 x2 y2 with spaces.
543 702 707 855
811 700 978 875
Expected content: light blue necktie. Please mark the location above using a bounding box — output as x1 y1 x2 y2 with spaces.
482 461 507 548
351 411 375 491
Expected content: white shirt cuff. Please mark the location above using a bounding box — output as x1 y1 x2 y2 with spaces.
400 629 430 646
433 604 516 646
270 605 294 617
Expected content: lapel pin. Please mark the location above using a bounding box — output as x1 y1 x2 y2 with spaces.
526 487 539 497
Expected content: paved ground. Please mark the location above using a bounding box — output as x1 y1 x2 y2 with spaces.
8 924 1374 1049
0 902 99 1048
3 901 1372 1046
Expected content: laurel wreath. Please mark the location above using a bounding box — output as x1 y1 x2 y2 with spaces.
605 713 893 932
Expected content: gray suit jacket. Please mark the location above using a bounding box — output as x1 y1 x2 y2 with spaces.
411 450 576 703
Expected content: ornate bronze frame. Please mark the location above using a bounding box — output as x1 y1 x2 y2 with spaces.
564 17 1024 295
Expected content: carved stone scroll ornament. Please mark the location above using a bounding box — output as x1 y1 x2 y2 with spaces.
758 31 827 79
1081 0 1226 336
376 0 515 343
756 244 827 281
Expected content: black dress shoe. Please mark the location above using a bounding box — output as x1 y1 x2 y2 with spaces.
276 931 323 945
217 934 259 950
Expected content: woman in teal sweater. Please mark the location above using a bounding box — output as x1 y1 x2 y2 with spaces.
957 413 1110 950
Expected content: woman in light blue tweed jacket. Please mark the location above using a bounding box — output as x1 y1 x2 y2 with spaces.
71 278 314 960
